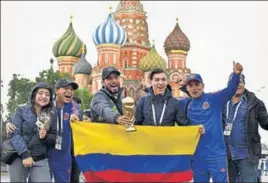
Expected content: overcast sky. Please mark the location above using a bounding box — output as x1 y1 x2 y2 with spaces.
1 1 268 143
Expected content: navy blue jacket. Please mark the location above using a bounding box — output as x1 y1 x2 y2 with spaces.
223 89 268 163
135 87 188 126
48 102 73 165
10 83 57 161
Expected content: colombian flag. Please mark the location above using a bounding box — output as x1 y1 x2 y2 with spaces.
71 122 200 182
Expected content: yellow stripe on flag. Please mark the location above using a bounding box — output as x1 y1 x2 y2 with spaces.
71 122 200 156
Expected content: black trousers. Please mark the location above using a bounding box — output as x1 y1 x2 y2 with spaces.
70 157 81 183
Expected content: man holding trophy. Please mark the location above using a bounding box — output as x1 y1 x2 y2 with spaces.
90 66 133 128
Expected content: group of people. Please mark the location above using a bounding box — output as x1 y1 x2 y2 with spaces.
4 61 268 183
5 79 84 182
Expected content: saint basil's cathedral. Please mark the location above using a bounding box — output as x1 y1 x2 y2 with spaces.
52 0 191 99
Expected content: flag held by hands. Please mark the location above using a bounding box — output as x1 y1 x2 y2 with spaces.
71 122 201 182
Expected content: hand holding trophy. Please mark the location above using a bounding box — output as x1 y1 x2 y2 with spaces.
122 97 137 132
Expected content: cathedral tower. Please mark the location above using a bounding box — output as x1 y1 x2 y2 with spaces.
113 0 151 96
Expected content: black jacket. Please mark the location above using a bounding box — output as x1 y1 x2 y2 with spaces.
223 89 268 163
135 86 189 126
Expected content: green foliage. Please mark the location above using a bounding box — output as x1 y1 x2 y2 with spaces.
6 74 35 118
6 68 72 118
35 68 72 89
74 88 93 110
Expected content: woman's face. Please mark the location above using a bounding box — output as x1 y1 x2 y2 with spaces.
35 88 50 107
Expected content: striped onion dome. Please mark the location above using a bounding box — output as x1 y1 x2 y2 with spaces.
52 17 86 58
92 13 127 46
164 18 190 54
73 45 92 75
139 42 166 72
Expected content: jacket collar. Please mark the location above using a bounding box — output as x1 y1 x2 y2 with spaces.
149 86 172 101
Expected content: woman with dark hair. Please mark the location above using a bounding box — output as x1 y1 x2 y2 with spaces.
8 82 57 182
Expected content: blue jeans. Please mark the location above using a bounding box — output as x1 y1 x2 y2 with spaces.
228 158 258 183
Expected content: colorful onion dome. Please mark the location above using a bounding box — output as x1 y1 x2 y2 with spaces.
139 41 167 72
52 16 86 58
92 7 127 46
73 44 92 75
164 18 190 54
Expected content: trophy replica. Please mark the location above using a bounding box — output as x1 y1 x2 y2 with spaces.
122 97 137 132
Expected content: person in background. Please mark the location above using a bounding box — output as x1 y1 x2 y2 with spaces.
265 158 268 175
70 96 83 183
8 82 56 182
223 74 268 182
72 96 83 121
83 109 91 122
261 160 264 176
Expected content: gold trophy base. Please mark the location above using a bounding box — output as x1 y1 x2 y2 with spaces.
126 125 137 132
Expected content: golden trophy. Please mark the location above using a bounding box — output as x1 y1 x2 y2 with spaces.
122 97 137 132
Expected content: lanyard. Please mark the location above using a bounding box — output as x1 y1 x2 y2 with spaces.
226 100 242 123
54 101 63 135
152 100 167 125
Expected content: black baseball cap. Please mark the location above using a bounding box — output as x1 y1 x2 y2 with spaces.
102 66 121 80
55 78 79 90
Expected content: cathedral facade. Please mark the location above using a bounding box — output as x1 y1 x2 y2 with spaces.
52 0 191 99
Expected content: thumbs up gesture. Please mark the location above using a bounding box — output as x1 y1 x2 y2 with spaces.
233 61 243 74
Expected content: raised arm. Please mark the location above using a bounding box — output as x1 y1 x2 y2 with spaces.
210 61 243 107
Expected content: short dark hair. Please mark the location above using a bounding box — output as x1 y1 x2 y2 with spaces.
149 68 166 80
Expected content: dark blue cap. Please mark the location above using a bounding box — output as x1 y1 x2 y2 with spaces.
185 73 203 85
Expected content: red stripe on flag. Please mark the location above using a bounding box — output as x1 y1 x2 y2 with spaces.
83 169 193 182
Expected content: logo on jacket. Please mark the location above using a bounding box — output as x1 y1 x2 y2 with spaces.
202 102 210 110
64 113 70 120
220 168 226 172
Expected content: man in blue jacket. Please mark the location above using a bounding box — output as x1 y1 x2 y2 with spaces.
177 62 243 183
135 68 189 126
48 79 79 183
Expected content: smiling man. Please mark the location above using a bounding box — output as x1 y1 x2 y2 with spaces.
135 68 189 126
48 78 79 183
177 62 243 183
90 66 133 126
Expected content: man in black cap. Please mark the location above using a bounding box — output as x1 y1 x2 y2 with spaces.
90 66 132 125
223 74 268 182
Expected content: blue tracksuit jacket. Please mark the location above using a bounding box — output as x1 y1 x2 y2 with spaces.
180 73 240 159
48 102 73 182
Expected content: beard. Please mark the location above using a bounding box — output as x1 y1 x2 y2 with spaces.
105 85 120 94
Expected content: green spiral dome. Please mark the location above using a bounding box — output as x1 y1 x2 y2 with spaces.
52 22 86 58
